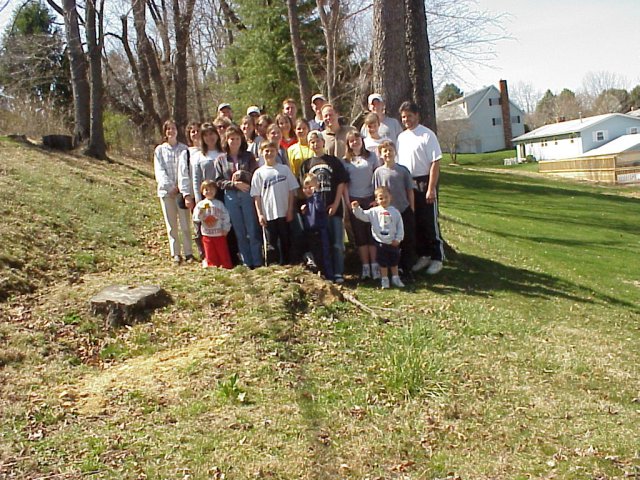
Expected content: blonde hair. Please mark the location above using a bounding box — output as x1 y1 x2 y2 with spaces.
200 179 217 195
374 185 391 197
303 173 318 185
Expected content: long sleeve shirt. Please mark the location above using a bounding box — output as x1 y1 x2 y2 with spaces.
352 204 404 245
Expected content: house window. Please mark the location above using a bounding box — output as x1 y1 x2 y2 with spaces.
593 130 608 142
628 127 639 134
511 115 521 124
492 117 503 126
488 98 502 106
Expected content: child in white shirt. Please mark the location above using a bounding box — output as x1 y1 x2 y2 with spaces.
193 180 232 269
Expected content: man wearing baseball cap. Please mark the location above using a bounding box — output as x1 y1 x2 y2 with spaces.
246 105 261 119
217 103 233 121
309 94 326 131
360 93 403 143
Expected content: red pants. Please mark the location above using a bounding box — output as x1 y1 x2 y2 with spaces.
202 235 233 269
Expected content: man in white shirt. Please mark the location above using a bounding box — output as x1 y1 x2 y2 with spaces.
396 101 445 275
360 93 404 144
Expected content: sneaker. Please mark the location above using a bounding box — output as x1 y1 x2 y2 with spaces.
361 264 371 280
185 254 196 263
426 260 443 275
381 277 390 289
411 256 431 272
391 275 405 288
202 259 208 268
334 275 344 284
371 263 381 280
172 255 182 265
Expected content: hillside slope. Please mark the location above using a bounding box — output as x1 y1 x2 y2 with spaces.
0 139 639 479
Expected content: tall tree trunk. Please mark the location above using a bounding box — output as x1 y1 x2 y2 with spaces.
405 0 437 132
85 0 106 159
372 0 410 120
132 0 170 123
172 0 196 142
287 0 312 119
316 0 340 103
59 0 90 144
188 41 204 122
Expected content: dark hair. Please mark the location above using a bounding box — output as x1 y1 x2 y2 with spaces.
398 101 419 115
223 125 248 154
378 140 396 153
200 179 217 195
259 141 279 153
185 122 201 147
275 113 295 139
344 129 370 162
200 122 221 154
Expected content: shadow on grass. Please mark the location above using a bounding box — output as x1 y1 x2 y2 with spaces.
424 249 640 314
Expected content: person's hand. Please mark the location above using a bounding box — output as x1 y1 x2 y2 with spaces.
300 204 308 214
170 186 180 195
258 213 267 227
286 210 294 222
426 189 436 204
350 201 360 209
328 204 337 216
235 181 250 193
204 214 217 227
185 196 195 210
391 240 400 247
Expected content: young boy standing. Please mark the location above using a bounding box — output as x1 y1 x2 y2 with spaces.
372 140 416 276
251 141 299 265
300 173 334 281
352 186 404 288
192 180 232 269
300 131 349 283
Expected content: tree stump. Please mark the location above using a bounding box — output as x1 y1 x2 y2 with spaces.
42 135 74 151
89 285 172 327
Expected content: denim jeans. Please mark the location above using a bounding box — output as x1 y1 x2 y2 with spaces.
224 190 263 267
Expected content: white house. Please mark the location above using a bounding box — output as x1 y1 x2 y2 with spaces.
436 81 526 153
512 113 640 162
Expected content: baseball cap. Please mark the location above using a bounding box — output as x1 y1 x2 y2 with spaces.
311 94 326 104
217 102 231 111
368 93 384 104
246 105 260 115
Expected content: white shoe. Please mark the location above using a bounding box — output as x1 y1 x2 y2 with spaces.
202 259 208 268
426 260 443 275
371 263 381 280
411 256 431 272
391 275 405 288
361 264 371 280
381 277 390 289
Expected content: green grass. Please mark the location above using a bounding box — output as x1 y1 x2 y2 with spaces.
0 140 639 478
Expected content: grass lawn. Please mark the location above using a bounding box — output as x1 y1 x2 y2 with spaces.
0 140 639 479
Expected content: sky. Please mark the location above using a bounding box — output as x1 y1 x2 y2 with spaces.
1 0 639 98
455 0 640 95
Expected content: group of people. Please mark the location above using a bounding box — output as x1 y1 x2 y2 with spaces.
153 93 445 288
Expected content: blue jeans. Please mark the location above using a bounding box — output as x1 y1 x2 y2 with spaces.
224 190 263 267
327 215 345 277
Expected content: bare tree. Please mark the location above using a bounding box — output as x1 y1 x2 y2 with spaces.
85 0 106 159
287 0 312 119
171 0 197 139
316 0 341 103
437 118 470 163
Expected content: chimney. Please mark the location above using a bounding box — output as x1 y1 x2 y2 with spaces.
499 79 513 149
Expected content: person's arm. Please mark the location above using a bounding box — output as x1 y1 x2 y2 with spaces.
393 209 404 246
154 146 175 194
426 160 440 204
254 196 266 227
351 202 369 223
286 191 295 222
329 182 345 216
408 188 415 212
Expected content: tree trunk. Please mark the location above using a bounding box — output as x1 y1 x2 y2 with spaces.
372 0 410 120
188 40 204 122
287 0 312 119
405 0 436 132
132 0 170 123
58 0 90 145
172 0 196 143
316 0 340 103
85 0 106 159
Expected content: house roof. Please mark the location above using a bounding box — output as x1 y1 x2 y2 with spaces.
626 109 640 117
437 84 524 122
512 113 640 143
580 133 640 156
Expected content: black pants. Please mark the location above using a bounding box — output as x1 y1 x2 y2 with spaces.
265 217 291 265
400 206 416 272
413 175 444 262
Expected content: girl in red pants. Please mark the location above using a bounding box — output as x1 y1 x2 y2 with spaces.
192 180 233 269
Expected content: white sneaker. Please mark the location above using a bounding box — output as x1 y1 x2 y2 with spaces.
411 256 431 272
391 275 405 288
381 277 390 289
361 264 371 279
426 260 443 275
202 259 208 268
371 263 381 280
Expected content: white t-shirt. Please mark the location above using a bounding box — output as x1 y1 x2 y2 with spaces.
250 164 299 221
397 124 442 177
